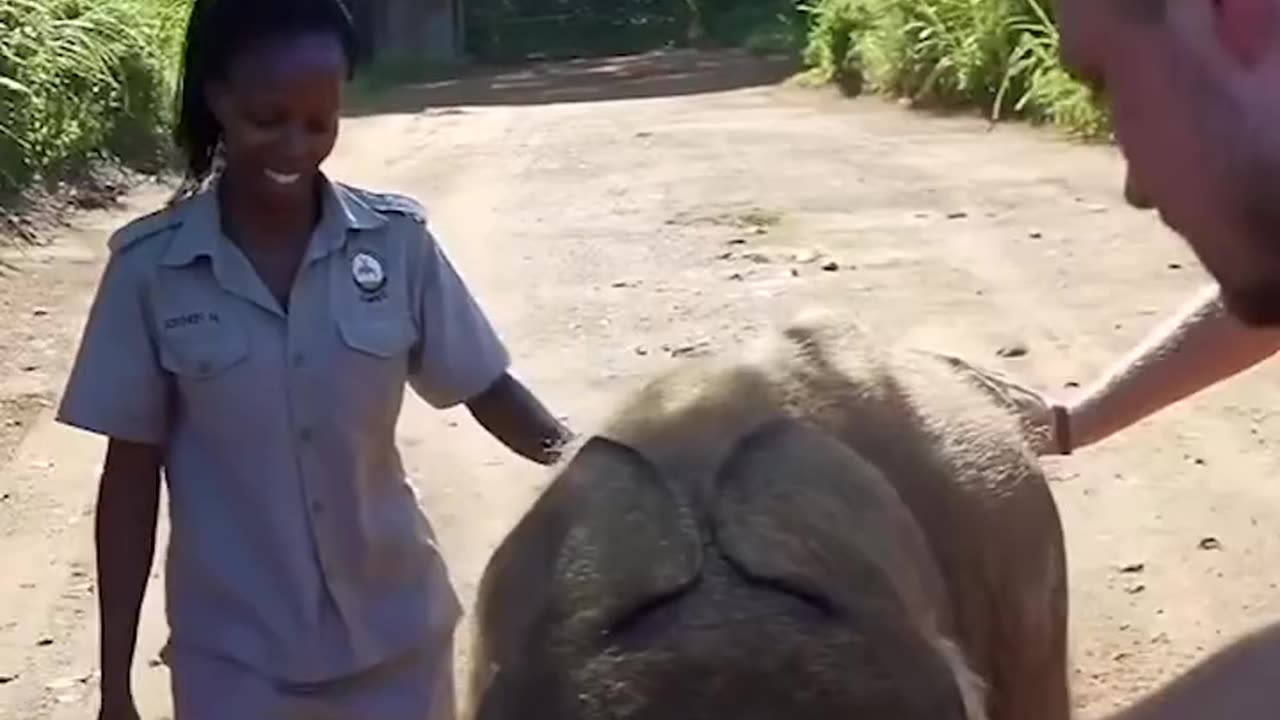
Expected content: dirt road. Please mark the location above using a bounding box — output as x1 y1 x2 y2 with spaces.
4 49 1280 719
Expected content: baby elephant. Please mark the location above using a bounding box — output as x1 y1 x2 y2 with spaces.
467 313 1070 720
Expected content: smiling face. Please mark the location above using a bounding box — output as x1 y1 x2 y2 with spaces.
206 30 347 204
1057 0 1280 325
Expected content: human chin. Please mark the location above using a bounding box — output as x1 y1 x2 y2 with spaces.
1180 235 1270 319
1220 279 1280 327
1223 234 1280 327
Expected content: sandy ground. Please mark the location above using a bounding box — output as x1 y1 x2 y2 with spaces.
4 49 1280 719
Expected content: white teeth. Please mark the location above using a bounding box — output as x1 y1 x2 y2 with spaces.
265 170 301 185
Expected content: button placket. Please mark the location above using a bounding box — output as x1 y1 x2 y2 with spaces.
291 399 323 527
290 357 322 520
284 269 351 618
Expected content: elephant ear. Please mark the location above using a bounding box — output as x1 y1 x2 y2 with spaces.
712 417 945 638
472 435 703 720
711 417 976 720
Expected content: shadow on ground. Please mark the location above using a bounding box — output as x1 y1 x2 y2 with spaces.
345 49 801 116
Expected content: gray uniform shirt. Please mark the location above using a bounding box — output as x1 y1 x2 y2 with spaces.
57 177 510 683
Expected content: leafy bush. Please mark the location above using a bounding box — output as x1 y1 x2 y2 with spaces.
802 0 876 91
994 0 1108 135
800 0 1109 137
0 0 189 194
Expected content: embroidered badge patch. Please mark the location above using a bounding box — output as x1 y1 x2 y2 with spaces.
351 252 387 295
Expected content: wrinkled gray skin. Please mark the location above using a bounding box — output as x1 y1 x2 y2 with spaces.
467 313 1070 720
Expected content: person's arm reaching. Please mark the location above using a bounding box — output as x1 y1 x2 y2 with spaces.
407 221 574 466
1061 283 1280 452
934 283 1280 454
467 372 574 465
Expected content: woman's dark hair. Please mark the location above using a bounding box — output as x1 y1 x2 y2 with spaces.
171 0 362 201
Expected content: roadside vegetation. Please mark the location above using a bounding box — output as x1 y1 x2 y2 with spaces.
464 0 1108 136
0 0 189 197
800 0 1109 137
0 0 1107 209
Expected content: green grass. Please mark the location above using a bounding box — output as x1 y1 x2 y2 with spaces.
800 0 1110 138
0 0 189 195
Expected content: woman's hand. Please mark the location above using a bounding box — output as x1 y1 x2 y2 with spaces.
467 372 575 466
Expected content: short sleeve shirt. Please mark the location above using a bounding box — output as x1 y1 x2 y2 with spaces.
56 176 511 683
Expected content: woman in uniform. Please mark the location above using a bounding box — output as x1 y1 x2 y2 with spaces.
56 0 573 717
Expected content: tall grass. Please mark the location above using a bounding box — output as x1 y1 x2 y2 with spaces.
801 0 1109 137
0 0 189 195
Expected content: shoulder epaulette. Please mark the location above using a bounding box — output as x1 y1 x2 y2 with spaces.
107 203 185 254
359 189 428 224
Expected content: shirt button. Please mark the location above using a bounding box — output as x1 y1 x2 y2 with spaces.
311 500 325 514
291 353 305 368
299 427 313 442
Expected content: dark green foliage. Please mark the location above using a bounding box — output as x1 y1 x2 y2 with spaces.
464 0 808 62
0 0 188 194
800 0 1111 137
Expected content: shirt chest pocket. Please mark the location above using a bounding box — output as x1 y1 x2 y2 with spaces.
154 307 252 432
336 313 416 361
330 240 417 362
332 311 416 426
151 266 251 382
157 323 250 381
